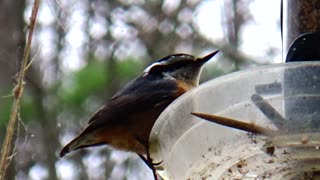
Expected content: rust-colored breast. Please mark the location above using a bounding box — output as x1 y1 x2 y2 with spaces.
175 80 196 96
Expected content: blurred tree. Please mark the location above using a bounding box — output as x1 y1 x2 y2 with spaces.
0 0 25 124
222 0 252 67
0 0 25 179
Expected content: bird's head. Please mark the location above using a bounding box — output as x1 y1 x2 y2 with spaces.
143 50 219 86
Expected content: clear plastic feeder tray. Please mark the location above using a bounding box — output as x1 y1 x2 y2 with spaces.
149 62 320 180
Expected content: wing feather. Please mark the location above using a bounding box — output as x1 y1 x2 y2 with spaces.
88 76 178 126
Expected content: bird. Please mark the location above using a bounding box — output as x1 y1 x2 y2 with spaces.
60 50 219 179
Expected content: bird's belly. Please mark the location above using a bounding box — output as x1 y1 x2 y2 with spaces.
93 126 145 154
110 135 146 154
95 104 171 154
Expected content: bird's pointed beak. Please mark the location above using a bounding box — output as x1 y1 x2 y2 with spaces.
197 50 219 64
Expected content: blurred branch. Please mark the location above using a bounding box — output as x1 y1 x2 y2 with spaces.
193 35 268 65
211 41 268 65
0 0 40 179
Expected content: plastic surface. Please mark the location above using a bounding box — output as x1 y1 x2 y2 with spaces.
149 62 320 180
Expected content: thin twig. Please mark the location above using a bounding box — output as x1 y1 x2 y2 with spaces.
191 112 276 136
0 0 40 179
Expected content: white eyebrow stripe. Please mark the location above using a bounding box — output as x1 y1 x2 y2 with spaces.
143 54 194 74
143 62 162 73
143 56 175 74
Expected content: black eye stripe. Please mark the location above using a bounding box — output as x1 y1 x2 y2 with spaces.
149 60 193 74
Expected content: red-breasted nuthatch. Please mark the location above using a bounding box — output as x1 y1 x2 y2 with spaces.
60 50 219 178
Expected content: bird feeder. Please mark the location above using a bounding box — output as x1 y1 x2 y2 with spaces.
149 0 320 179
150 62 320 179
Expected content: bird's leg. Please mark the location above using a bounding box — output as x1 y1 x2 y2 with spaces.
145 141 163 166
136 137 162 180
138 154 158 180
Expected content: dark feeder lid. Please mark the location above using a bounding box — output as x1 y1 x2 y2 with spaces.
286 32 320 62
149 62 320 179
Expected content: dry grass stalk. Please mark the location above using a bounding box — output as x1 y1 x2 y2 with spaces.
0 0 40 179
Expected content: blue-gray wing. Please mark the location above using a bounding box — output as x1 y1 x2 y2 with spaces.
87 76 178 125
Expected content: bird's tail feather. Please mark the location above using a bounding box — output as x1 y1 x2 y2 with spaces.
60 131 104 157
